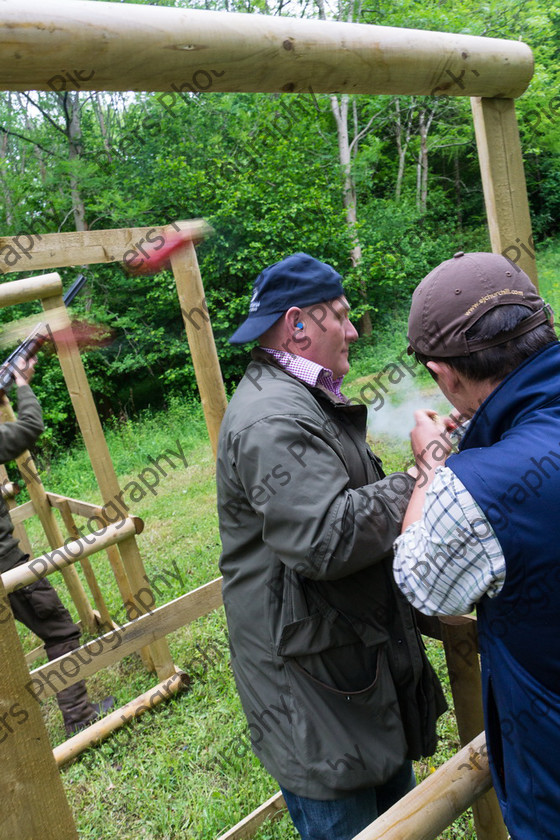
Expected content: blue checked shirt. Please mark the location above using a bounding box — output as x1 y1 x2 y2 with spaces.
393 466 506 615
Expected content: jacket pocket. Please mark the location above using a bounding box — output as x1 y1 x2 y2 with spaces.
279 614 408 790
277 606 388 693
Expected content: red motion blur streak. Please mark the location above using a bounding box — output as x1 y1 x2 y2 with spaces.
126 230 201 276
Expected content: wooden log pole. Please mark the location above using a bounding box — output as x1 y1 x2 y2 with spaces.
0 573 78 840
2 516 142 592
0 1 533 98
440 616 508 840
0 271 62 304
171 240 228 458
53 667 189 767
352 731 492 840
471 97 538 285
44 493 136 609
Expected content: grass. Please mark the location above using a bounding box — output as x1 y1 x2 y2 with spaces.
14 237 560 839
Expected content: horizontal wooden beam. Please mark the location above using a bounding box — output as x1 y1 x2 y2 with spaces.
0 1 533 98
0 220 211 275
28 578 223 699
8 499 35 526
46 492 103 519
1 516 142 592
353 731 492 840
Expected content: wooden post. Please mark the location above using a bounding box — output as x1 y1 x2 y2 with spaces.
471 97 538 285
40 294 176 680
171 241 228 458
440 616 508 840
353 731 492 840
58 499 114 628
0 1 533 98
0 398 98 633
0 574 78 840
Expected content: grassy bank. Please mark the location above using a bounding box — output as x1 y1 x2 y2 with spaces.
16 241 559 838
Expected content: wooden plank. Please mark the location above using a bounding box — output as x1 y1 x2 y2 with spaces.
53 668 188 767
7 499 35 526
0 220 209 274
58 499 113 629
217 792 287 840
440 617 508 840
2 516 141 593
471 97 537 285
0 574 78 840
171 242 228 458
28 578 223 700
46 492 104 519
0 1 533 98
353 732 492 840
41 293 175 678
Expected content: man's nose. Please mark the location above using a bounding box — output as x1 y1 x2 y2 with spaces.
347 322 359 342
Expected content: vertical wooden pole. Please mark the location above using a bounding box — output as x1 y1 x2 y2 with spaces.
58 500 114 629
0 398 98 633
471 97 538 286
0 574 78 840
41 295 175 679
171 241 228 458
439 616 508 840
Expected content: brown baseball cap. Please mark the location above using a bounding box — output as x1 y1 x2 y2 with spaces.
407 251 548 357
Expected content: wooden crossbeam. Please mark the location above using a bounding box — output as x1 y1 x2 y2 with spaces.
0 220 210 274
28 578 223 700
0 1 533 98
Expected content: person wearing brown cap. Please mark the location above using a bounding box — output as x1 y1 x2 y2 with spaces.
217 253 446 840
393 251 560 840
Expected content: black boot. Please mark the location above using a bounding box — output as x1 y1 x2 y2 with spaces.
46 639 116 736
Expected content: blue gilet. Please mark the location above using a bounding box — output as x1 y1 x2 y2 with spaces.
447 342 560 840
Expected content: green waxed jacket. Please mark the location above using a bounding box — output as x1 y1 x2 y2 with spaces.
0 385 44 573
217 352 446 799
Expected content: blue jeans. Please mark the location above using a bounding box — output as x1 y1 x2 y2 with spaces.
280 760 415 840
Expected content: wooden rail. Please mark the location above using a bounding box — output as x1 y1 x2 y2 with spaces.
0 1 533 98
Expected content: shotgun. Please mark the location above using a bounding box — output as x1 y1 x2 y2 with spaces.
0 273 87 398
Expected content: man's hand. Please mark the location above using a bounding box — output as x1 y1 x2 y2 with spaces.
13 356 36 387
401 410 453 533
410 409 452 471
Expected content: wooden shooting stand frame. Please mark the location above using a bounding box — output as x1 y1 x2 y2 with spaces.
0 1 538 838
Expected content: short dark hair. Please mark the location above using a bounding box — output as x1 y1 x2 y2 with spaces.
415 304 558 382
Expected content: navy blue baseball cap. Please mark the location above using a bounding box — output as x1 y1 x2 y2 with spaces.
229 252 345 344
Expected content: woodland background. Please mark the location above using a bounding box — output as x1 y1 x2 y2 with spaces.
0 0 559 453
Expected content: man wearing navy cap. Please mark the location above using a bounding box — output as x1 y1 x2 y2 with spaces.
394 252 560 840
217 253 446 840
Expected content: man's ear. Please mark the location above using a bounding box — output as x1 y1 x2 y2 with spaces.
285 306 304 334
427 360 461 395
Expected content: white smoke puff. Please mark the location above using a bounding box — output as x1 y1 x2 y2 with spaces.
367 381 452 442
